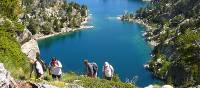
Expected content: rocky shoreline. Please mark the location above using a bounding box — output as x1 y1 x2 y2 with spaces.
34 25 94 40
118 16 159 47
34 16 94 40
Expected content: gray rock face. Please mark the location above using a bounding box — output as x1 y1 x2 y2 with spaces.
34 83 59 88
0 63 16 88
21 39 40 61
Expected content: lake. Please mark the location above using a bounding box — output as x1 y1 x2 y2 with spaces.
38 0 160 87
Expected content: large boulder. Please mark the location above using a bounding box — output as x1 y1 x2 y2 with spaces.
0 63 16 88
21 39 40 61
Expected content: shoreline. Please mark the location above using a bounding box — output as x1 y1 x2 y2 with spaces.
34 16 94 40
34 25 94 40
133 19 159 47
118 16 158 46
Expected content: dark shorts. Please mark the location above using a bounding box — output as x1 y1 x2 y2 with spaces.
87 73 93 77
52 74 61 80
105 77 112 80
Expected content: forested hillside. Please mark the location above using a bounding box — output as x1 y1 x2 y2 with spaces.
21 0 88 36
122 0 200 87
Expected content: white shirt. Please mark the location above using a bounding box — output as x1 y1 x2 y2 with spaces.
49 60 62 75
36 61 44 74
103 65 114 77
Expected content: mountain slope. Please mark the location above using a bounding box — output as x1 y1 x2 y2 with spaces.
122 0 200 87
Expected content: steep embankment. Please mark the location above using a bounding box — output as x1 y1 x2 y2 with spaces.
121 0 200 87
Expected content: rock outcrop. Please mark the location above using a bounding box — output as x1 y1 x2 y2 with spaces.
21 39 40 61
33 83 59 88
0 63 16 88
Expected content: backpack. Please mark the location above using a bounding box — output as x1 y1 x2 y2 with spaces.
37 59 47 71
92 62 98 72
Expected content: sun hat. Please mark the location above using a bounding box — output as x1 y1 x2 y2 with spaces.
104 62 109 67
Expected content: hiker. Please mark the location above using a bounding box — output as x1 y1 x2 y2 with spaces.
36 52 47 72
102 62 114 80
49 57 62 81
92 62 98 78
83 60 98 77
29 58 44 80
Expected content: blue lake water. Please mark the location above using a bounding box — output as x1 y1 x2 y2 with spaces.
38 0 160 87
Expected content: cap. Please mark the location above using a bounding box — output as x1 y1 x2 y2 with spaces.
104 62 109 66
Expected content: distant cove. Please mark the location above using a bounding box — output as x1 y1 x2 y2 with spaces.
38 0 160 87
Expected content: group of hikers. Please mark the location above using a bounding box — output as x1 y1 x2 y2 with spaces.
83 60 114 80
30 56 62 81
29 53 115 81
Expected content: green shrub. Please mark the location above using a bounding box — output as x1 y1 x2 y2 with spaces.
0 30 29 79
78 77 136 88
112 74 121 82
60 73 136 88
158 60 170 77
0 0 22 20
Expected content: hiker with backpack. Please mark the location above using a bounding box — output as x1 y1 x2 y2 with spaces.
29 53 45 80
36 52 47 72
92 62 98 78
49 57 62 81
83 60 98 78
29 59 44 80
102 62 114 81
